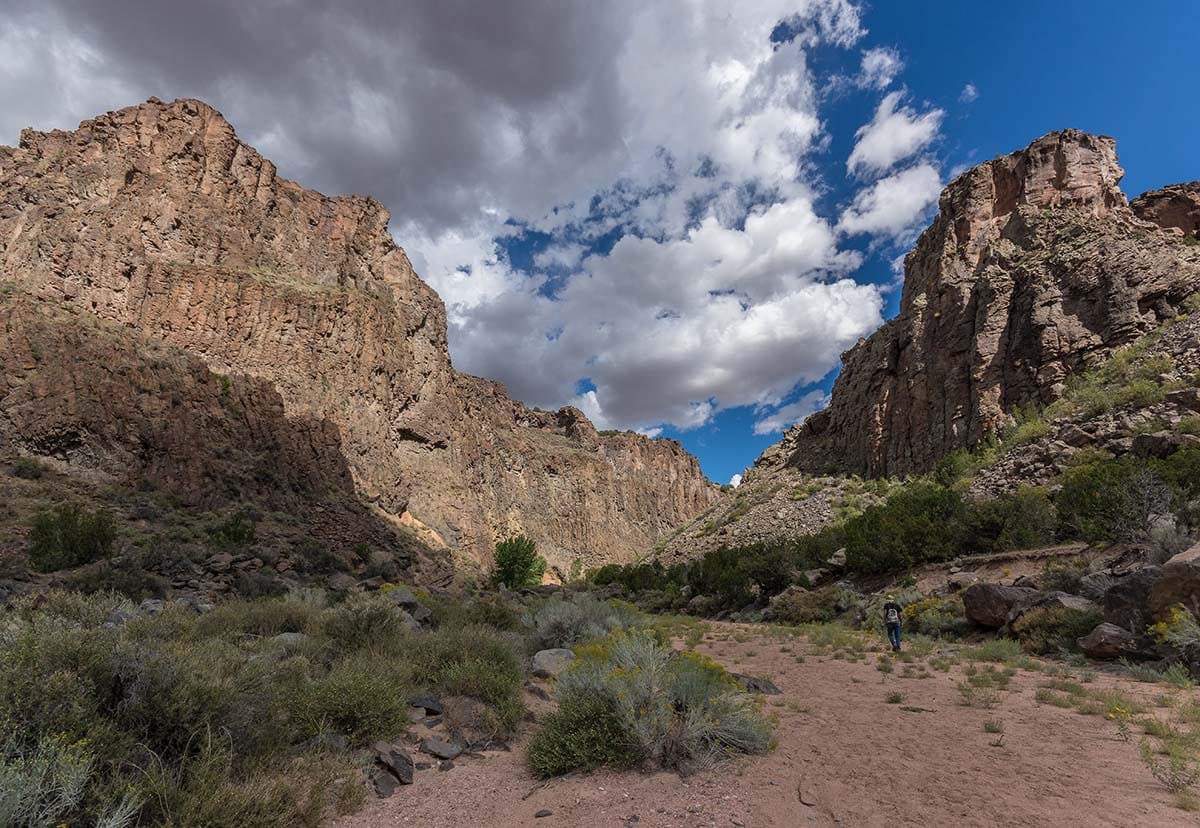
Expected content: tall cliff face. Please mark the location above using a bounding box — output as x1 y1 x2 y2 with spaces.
756 129 1200 479
0 98 717 575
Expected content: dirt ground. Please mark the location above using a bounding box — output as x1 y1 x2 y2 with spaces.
332 622 1196 828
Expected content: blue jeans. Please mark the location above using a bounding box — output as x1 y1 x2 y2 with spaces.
887 623 901 650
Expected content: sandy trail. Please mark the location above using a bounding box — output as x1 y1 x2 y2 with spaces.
332 622 1193 828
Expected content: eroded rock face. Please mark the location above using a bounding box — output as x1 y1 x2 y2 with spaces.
760 130 1200 478
0 98 717 573
1132 182 1200 236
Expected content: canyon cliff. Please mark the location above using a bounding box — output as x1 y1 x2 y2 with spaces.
758 129 1200 479
0 98 717 577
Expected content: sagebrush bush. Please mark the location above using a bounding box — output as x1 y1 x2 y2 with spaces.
0 589 526 825
27 505 116 572
321 593 411 651
529 631 772 778
531 594 638 650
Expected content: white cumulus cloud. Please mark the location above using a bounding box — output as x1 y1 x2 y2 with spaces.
838 163 942 239
847 91 943 177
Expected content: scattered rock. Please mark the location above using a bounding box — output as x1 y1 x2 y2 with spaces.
827 548 847 568
524 681 552 701
531 648 576 679
372 767 399 798
438 760 455 771
410 695 444 716
535 810 553 818
271 632 307 646
730 673 781 695
1078 623 1139 659
420 737 463 760
373 741 414 785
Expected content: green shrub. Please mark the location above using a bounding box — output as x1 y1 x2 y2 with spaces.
1011 606 1103 655
529 632 772 777
843 483 967 573
0 729 139 828
492 535 546 588
904 595 968 638
768 586 838 625
1056 457 1173 542
9 457 46 480
527 692 640 778
296 654 410 745
0 589 524 825
964 487 1057 553
206 508 257 550
27 505 116 572
590 560 685 593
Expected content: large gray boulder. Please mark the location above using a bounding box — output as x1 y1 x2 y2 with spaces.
531 648 575 679
1077 623 1139 659
1103 566 1161 634
1149 544 1200 618
963 584 1040 628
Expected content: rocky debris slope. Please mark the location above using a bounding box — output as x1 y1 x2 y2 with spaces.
762 129 1200 479
968 309 1200 497
0 98 717 577
656 471 894 563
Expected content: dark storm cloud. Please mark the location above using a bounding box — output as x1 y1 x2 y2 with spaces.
2 0 626 232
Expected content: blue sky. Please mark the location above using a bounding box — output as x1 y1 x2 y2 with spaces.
477 2 1200 485
3 1 1196 487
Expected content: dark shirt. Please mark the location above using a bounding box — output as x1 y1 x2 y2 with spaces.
883 601 903 626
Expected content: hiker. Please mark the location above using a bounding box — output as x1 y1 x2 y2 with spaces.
883 594 904 652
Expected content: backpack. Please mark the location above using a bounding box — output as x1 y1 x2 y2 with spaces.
885 605 900 625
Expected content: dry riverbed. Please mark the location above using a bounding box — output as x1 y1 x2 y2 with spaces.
333 621 1196 827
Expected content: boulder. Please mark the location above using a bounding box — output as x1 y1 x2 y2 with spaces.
1149 544 1200 618
1077 623 1139 659
1103 566 1162 633
1132 430 1200 459
827 548 847 568
386 584 421 609
531 648 576 679
271 632 308 646
963 584 1040 628
326 572 358 592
